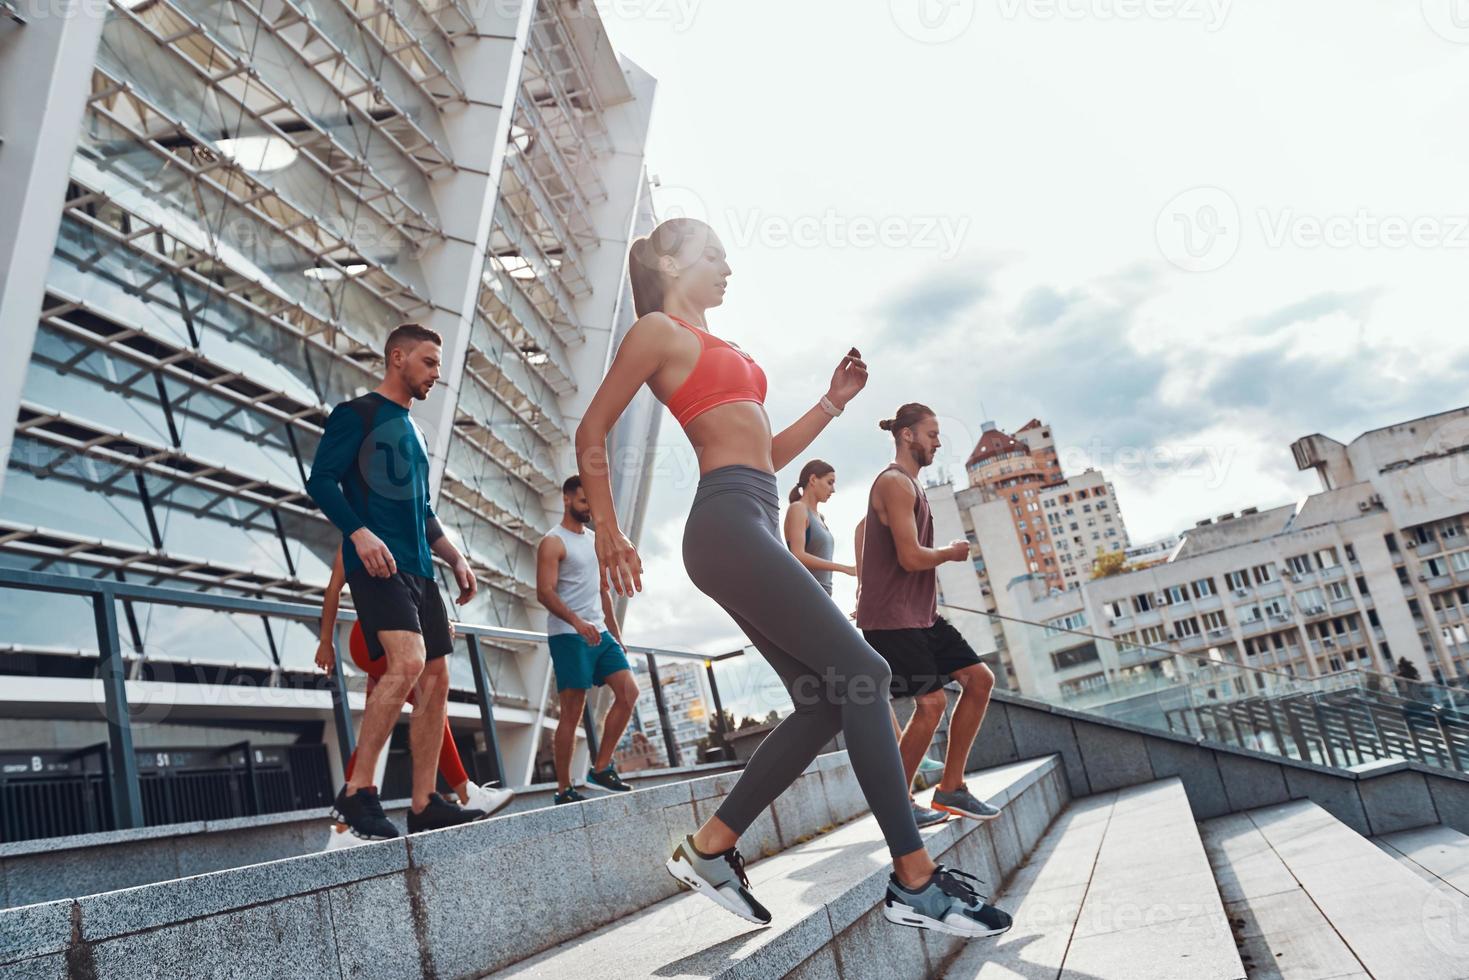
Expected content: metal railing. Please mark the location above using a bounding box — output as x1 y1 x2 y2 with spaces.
0 567 740 833
941 601 1469 776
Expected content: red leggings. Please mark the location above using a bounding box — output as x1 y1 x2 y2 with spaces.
343 623 469 789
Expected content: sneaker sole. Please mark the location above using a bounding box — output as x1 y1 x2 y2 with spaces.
664 854 770 926
930 802 1002 822
883 900 1011 938
329 808 398 841
915 813 951 828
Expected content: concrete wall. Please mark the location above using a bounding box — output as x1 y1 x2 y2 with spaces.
0 750 875 979
970 689 1469 838
1 760 741 910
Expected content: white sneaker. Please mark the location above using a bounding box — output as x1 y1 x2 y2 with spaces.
323 823 368 852
460 780 514 818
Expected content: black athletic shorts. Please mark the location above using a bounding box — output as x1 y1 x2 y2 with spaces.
862 615 982 699
346 569 454 662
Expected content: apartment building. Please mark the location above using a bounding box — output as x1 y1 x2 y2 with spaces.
994 407 1469 700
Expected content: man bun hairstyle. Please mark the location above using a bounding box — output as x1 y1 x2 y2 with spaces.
878 402 935 442
789 459 835 504
628 217 712 317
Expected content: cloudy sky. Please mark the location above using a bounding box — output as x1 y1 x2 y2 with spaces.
596 1 1469 717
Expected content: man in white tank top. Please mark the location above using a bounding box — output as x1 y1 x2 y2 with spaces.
535 475 640 804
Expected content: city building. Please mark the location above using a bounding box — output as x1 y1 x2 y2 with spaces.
992 407 1469 700
0 0 663 824
929 419 1132 689
622 656 710 768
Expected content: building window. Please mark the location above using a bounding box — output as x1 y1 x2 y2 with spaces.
1226 570 1249 591
1251 563 1277 584
1190 577 1217 599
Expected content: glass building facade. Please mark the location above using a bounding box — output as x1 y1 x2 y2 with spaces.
0 0 660 799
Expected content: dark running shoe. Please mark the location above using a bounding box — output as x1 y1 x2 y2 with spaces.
331 785 399 841
666 835 772 925
884 864 1012 938
587 763 633 792
554 786 589 805
407 792 486 833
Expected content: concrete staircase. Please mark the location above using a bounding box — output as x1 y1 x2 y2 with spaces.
7 687 1469 979
943 778 1244 979
1203 801 1469 979
487 756 1063 979
0 752 1070 980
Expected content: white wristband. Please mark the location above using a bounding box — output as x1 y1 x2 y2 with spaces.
819 395 843 417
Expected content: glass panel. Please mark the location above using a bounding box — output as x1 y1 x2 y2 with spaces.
146 477 290 576
130 603 276 668
2 438 154 548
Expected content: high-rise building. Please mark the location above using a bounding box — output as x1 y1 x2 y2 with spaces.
990 407 1469 699
929 419 1132 689
624 656 710 768
0 0 660 793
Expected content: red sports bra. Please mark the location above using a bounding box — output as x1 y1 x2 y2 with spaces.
663 315 768 428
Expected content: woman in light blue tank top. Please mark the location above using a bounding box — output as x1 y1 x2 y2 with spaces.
783 459 856 596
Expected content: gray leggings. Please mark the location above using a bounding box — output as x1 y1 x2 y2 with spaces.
683 464 923 858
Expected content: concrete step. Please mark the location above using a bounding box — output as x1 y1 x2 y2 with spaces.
1374 824 1469 901
0 750 875 979
485 755 1066 980
943 777 1245 980
1204 800 1469 979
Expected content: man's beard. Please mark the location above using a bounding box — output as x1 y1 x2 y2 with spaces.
572 509 592 525
909 445 932 468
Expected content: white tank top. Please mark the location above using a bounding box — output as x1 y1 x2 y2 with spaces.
546 524 606 636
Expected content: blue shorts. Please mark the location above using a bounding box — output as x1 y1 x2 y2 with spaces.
547 631 630 692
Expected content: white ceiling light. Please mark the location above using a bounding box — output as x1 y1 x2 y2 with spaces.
304 263 369 281
216 136 298 174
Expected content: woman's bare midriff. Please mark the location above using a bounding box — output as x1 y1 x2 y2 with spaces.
681 402 775 475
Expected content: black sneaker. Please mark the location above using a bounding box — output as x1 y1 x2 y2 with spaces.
587 763 633 792
331 785 399 841
406 792 486 833
554 786 589 805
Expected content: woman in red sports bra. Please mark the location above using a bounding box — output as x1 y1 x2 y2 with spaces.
571 218 1012 939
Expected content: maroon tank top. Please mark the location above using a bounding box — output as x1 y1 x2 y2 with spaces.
856 464 938 631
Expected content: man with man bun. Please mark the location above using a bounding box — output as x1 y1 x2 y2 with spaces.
857 402 1001 823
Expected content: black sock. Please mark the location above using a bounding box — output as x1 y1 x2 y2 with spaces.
688 835 727 860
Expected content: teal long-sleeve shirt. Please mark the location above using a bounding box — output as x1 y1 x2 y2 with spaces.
306 392 440 580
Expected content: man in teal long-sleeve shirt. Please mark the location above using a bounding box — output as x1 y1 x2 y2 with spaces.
306 323 491 839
